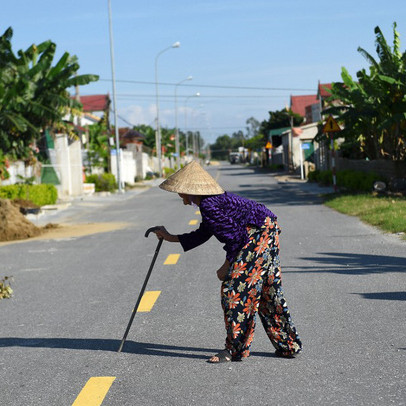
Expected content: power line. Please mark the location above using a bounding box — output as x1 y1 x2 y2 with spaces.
99 78 314 92
113 110 247 131
187 126 243 130
117 113 135 127
109 106 137 127
115 93 289 99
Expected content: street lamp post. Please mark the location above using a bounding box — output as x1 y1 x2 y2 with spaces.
184 92 200 159
196 106 208 159
174 76 192 169
107 0 122 192
155 41 180 177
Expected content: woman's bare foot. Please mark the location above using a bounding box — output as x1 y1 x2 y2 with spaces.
207 350 231 363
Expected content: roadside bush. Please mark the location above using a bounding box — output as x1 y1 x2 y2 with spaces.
267 164 285 171
320 170 333 186
163 167 176 177
0 151 10 181
145 172 156 180
307 169 320 182
336 170 383 192
0 184 57 206
307 169 385 192
85 173 116 192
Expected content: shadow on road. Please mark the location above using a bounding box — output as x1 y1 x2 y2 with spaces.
284 252 406 275
215 165 274 176
351 291 406 301
235 185 324 206
0 337 280 360
213 164 329 206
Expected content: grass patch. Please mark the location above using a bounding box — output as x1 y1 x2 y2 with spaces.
324 194 406 238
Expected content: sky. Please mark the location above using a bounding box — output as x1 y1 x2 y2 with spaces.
2 0 406 145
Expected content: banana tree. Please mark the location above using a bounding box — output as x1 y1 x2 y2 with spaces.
86 120 110 172
0 27 99 160
323 23 406 161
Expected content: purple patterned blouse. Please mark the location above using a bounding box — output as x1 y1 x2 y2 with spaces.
177 192 277 263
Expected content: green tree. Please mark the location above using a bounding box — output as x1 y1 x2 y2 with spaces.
161 127 176 156
245 117 261 138
260 108 303 136
210 134 233 160
0 27 98 160
324 23 406 161
133 124 155 151
231 130 245 148
243 117 266 151
210 118 264 159
131 124 197 158
0 28 37 158
244 133 266 151
85 119 110 171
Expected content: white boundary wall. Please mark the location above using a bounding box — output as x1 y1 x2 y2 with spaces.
1 161 39 185
110 149 136 185
1 134 83 198
54 133 83 197
110 150 185 183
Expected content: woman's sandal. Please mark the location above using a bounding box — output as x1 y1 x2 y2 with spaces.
207 350 232 363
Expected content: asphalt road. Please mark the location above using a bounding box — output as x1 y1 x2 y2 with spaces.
0 163 405 406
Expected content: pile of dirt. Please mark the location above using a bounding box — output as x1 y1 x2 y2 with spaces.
0 199 41 242
13 199 40 209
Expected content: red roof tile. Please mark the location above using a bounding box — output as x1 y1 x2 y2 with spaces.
76 94 110 112
290 94 318 117
318 83 332 98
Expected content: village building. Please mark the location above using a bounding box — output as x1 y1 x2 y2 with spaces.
268 82 333 175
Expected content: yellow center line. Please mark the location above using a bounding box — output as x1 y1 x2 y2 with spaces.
72 377 116 406
164 254 180 265
138 291 161 312
189 219 198 225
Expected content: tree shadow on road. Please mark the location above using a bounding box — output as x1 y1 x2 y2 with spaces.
211 164 331 206
0 337 280 360
215 165 277 176
351 291 406 301
234 184 325 206
284 252 406 275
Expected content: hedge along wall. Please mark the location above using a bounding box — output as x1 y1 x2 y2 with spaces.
0 184 58 206
337 158 406 180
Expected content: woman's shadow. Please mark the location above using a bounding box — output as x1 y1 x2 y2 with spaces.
0 337 278 359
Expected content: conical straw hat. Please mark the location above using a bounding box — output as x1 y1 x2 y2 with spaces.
159 161 224 195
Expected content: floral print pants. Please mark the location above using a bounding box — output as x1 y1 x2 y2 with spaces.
221 217 302 360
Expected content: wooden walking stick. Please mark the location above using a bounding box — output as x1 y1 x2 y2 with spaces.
117 227 163 353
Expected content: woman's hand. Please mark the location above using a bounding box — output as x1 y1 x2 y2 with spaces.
154 226 179 242
216 259 230 281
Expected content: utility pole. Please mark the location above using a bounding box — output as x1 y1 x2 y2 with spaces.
107 0 123 193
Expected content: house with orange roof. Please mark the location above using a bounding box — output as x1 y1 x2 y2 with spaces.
275 82 335 174
79 94 110 113
69 94 111 127
317 81 333 107
290 95 318 119
290 93 323 125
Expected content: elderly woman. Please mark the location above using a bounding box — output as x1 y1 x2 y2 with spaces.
154 161 302 363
